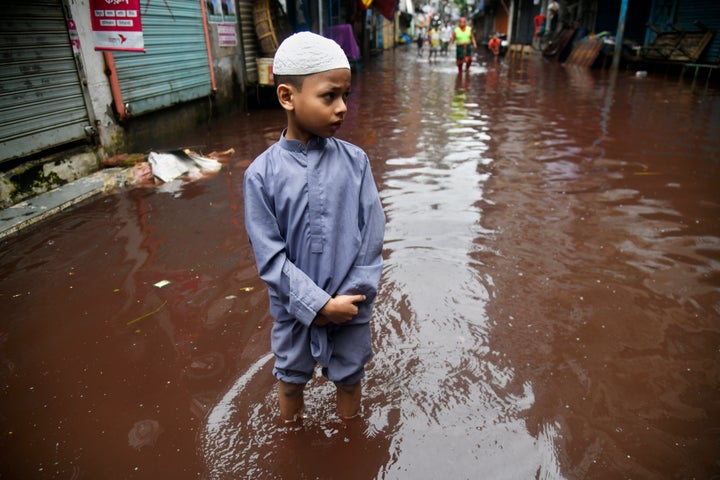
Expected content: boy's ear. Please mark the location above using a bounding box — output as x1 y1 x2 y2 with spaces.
276 84 295 112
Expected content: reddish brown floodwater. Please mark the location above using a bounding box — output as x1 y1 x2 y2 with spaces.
1 49 719 479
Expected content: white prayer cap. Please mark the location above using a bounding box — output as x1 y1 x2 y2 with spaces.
273 31 350 75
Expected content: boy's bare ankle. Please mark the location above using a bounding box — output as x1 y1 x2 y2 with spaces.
282 412 304 424
339 410 361 421
279 410 307 429
335 381 362 420
278 380 306 424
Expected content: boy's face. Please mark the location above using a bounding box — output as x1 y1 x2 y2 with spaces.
279 68 351 144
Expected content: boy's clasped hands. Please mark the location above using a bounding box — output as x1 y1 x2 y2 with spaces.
315 294 366 326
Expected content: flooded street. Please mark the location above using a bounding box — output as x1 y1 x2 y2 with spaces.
1 48 719 479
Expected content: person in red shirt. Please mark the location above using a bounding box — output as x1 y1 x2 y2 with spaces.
488 34 501 56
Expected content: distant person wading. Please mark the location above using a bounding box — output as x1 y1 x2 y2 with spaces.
451 17 477 73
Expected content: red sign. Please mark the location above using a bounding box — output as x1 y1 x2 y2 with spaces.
90 0 144 52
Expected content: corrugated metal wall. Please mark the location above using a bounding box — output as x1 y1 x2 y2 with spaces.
239 0 261 84
0 0 91 163
647 0 720 63
676 0 720 63
111 0 212 117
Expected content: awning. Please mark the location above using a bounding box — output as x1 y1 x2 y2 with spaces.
360 0 396 21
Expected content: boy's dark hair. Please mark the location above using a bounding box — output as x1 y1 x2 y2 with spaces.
273 74 309 90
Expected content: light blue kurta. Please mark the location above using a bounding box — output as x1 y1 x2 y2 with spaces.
243 133 385 382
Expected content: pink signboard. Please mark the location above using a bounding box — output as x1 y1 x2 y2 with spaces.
90 0 144 52
217 23 237 47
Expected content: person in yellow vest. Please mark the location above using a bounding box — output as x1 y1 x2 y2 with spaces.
450 17 478 73
428 25 441 62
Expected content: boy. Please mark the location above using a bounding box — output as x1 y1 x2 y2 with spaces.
243 32 385 423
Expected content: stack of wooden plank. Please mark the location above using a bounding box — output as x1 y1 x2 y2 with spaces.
642 23 715 63
565 36 605 68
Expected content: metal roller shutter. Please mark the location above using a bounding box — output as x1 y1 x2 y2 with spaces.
239 0 261 84
676 0 720 63
0 0 91 163
111 0 213 117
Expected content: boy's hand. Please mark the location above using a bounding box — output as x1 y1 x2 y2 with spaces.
315 295 366 325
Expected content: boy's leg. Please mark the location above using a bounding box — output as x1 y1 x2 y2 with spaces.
336 381 362 419
325 323 372 419
278 380 305 422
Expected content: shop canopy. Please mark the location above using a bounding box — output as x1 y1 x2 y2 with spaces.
360 0 396 21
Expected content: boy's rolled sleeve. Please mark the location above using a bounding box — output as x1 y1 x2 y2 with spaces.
282 262 331 326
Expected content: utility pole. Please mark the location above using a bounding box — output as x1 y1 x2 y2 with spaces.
611 0 629 70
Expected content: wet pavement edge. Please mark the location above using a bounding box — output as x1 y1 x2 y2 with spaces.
0 167 127 240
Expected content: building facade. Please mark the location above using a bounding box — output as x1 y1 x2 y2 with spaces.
0 0 394 207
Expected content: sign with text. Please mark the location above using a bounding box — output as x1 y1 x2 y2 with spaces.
90 0 144 52
217 23 237 47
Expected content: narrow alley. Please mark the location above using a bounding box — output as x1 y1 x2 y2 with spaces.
1 48 719 479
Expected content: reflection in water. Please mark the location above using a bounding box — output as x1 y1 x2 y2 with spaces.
1 48 719 479
196 51 720 479
200 57 564 479
367 62 564 478
481 60 720 478
202 351 394 479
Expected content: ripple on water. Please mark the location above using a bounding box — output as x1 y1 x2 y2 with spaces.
363 57 565 477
